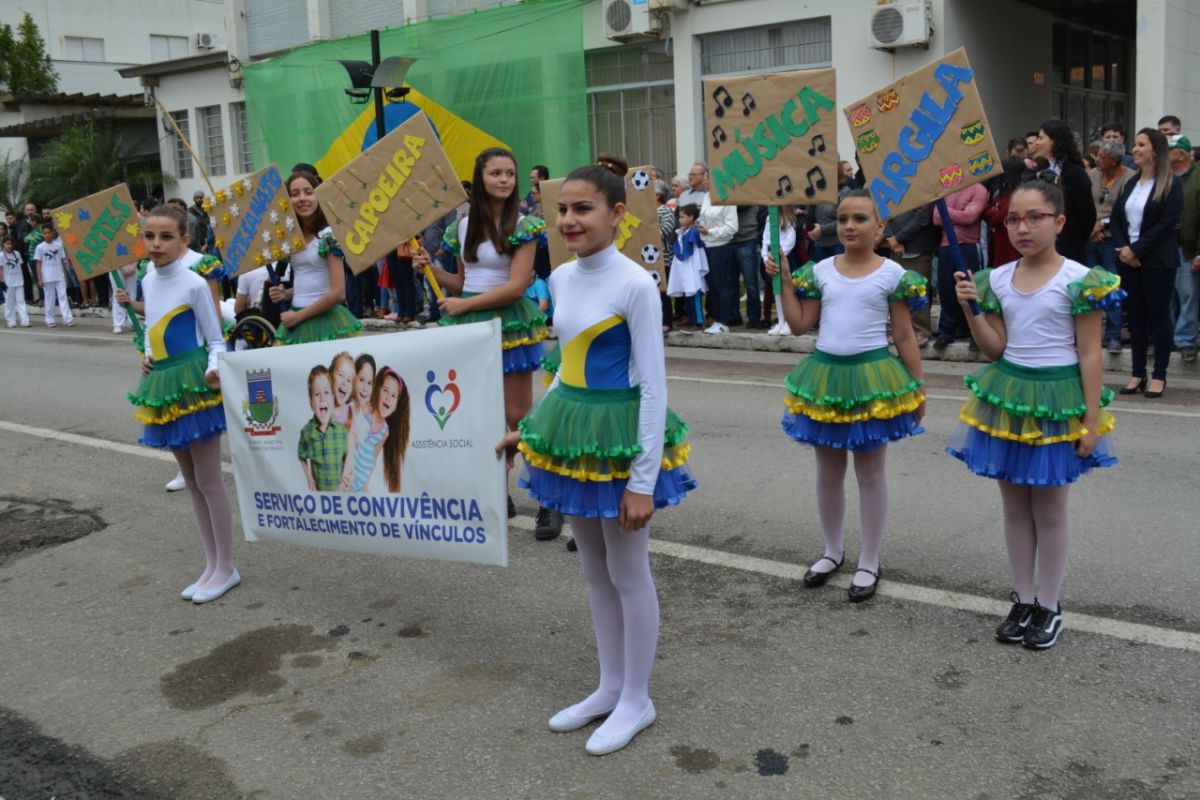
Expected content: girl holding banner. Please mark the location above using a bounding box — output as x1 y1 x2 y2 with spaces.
499 155 697 755
127 205 239 603
270 170 363 345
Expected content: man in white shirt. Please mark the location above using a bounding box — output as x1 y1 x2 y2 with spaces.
696 188 739 334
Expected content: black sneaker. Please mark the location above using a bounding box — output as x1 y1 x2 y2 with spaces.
507 494 516 519
565 537 577 552
1022 603 1064 650
932 336 952 351
534 506 563 540
995 592 1036 643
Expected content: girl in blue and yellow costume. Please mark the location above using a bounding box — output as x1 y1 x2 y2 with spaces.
269 170 362 345
764 189 928 604
417 148 550 518
948 181 1121 650
126 206 240 605
498 154 696 757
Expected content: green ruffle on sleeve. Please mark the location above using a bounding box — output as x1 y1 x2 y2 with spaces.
887 269 930 312
316 231 342 259
974 268 1002 316
441 220 461 257
507 215 546 247
192 254 226 281
790 261 821 300
1067 266 1126 315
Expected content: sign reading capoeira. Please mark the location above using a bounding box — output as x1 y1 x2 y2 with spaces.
702 68 839 205
205 164 306 276
51 183 141 279
845 47 999 220
314 112 467 274
539 165 666 286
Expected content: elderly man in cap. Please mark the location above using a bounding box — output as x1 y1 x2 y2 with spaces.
1169 134 1200 362
188 190 211 254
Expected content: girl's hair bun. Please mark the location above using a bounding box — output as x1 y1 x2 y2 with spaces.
594 152 629 177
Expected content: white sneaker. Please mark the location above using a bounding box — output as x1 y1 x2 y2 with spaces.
770 323 791 336
165 472 187 492
703 322 729 334
113 326 123 334
5 323 13 328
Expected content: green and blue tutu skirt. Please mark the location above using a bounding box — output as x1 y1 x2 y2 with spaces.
438 293 548 374
128 346 225 450
946 359 1117 486
276 303 362 346
782 347 924 450
517 383 698 518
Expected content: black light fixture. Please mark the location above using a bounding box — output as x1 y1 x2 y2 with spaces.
338 59 374 104
336 33 419 141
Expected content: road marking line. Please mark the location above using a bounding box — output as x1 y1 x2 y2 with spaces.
5 418 1199 651
2 329 130 343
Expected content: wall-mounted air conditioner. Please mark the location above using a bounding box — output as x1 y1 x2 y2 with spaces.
604 0 664 42
867 1 932 50
196 32 217 50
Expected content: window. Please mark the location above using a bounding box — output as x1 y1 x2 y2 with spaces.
586 46 676 175
699 19 831 77
150 34 189 62
64 36 105 62
198 105 226 177
169 110 193 179
1050 21 1132 145
230 102 253 174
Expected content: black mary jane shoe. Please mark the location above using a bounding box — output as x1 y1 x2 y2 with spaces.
847 567 881 603
802 553 844 587
1118 377 1147 395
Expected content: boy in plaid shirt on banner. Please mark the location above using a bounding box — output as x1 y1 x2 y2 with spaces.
298 365 349 491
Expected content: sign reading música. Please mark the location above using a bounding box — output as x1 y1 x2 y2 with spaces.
845 48 999 220
52 183 141 279
314 112 468 274
539 165 666 287
220 321 509 566
205 164 306 277
702 68 839 205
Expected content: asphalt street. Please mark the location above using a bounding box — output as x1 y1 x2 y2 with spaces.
1 318 1198 799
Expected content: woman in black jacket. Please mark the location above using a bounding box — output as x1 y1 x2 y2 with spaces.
1033 119 1096 262
1111 128 1183 397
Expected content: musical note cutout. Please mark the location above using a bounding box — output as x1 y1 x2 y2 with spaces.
807 134 827 157
711 125 728 150
741 93 757 116
712 86 733 118
774 175 794 199
803 166 828 199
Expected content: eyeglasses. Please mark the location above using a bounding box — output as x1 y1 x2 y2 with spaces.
1003 210 1058 228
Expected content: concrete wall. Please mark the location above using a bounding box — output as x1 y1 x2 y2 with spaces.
1137 0 1200 139
154 66 252 201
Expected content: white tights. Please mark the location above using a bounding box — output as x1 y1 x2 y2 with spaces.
563 515 658 738
174 436 236 589
998 481 1071 609
811 445 889 587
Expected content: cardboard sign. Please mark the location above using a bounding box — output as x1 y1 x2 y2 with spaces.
314 113 467 274
52 184 141 280
702 68 839 206
844 48 999 220
540 166 666 287
205 164 305 277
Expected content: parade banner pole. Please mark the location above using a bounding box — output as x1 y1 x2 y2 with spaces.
936 198 980 317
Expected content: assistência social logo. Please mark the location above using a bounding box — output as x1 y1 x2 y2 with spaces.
424 369 460 430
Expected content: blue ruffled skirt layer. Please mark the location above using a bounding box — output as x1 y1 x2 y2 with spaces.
438 294 548 375
519 463 698 519
946 425 1117 486
140 404 226 450
128 346 226 451
782 413 924 451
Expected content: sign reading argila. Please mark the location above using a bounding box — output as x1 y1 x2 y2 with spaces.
702 68 839 205
52 183 141 279
206 164 306 276
314 112 467 274
845 48 998 220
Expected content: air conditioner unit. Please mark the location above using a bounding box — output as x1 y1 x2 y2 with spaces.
604 0 663 42
196 32 217 50
867 1 932 50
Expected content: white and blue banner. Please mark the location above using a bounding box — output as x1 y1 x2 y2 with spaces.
220 320 509 566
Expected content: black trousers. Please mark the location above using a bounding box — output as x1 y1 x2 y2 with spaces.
1120 266 1176 379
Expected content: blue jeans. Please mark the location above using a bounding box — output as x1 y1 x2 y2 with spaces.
705 243 738 325
1172 248 1199 349
387 254 416 318
731 239 761 323
1085 239 1122 342
936 243 980 340
343 264 363 317
810 242 844 262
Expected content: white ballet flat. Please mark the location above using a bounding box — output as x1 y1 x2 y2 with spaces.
584 702 656 756
547 703 616 733
192 570 240 604
180 582 201 600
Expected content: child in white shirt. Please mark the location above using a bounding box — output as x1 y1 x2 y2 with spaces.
3 236 30 327
34 225 74 327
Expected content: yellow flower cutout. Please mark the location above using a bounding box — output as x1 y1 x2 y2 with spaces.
270 244 282 260
221 212 232 227
215 236 225 250
253 252 265 266
202 198 213 213
278 197 290 211
54 211 72 231
124 222 140 237
231 182 244 196
292 236 305 251
274 225 285 240
215 189 229 203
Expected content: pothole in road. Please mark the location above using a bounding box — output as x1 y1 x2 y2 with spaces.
0 496 106 568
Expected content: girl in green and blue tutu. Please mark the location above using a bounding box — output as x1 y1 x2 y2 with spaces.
949 180 1121 650
764 189 928 603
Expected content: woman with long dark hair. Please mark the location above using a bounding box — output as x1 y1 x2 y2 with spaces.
1032 120 1096 262
1111 128 1183 398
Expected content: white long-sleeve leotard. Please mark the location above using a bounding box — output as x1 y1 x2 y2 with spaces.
141 256 226 374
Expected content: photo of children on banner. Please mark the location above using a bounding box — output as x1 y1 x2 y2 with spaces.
298 352 411 493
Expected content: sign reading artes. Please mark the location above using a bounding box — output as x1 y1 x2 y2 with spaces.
51 184 141 279
845 48 998 220
701 68 839 205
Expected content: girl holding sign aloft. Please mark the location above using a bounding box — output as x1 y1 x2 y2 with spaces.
947 180 1121 649
270 170 363 345
127 205 239 603
764 189 928 602
498 154 697 755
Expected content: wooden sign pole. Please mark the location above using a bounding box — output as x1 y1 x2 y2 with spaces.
155 99 217 196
